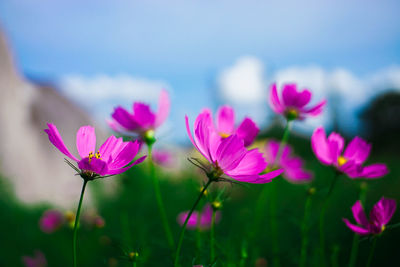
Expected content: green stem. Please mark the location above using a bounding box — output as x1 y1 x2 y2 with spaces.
73 179 88 267
148 145 175 249
174 179 213 267
348 182 368 267
299 189 313 267
132 261 137 267
366 238 377 267
319 171 340 267
210 208 216 263
120 211 133 246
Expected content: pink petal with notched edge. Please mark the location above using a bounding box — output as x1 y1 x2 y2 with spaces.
229 168 283 184
215 135 247 172
293 89 311 108
327 132 345 159
78 157 108 176
264 140 280 164
342 218 370 235
98 136 124 163
225 148 267 176
132 103 156 129
107 119 126 133
311 127 332 165
108 140 141 170
111 107 139 130
282 84 298 106
235 117 259 146
359 163 388 179
106 155 147 175
303 99 327 116
269 83 285 113
76 126 96 158
370 197 396 226
351 201 369 227
155 89 170 128
216 105 235 134
343 137 371 164
44 123 79 161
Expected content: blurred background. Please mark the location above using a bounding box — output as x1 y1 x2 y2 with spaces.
0 0 400 266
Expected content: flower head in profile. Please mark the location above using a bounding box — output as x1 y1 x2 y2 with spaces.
269 83 326 120
177 204 221 230
264 140 312 183
311 126 388 179
22 251 47 267
209 105 259 146
343 197 396 235
39 210 64 234
109 89 170 144
44 124 146 180
186 110 283 183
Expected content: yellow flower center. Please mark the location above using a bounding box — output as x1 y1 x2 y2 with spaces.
212 201 222 209
286 108 299 120
337 156 347 167
381 224 386 232
88 151 102 163
219 132 230 138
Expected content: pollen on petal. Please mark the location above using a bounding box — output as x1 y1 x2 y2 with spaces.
337 156 348 167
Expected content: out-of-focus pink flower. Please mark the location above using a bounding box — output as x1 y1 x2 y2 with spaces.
152 149 174 167
269 83 326 120
343 197 396 235
22 251 47 267
186 110 283 184
264 140 312 183
311 127 388 179
44 124 146 178
177 204 221 230
209 105 259 146
39 210 64 233
109 89 170 135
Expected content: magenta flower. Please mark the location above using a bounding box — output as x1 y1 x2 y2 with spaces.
186 110 283 183
209 105 259 146
152 149 174 167
177 204 221 230
44 123 146 179
264 140 312 183
343 197 396 235
22 251 47 267
39 210 64 234
269 83 326 120
311 126 388 179
109 89 170 140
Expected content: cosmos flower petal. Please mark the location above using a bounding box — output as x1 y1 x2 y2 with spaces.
76 126 96 159
342 218 370 235
293 89 311 107
108 140 141 170
351 201 369 227
304 99 327 116
264 140 280 164
106 155 147 175
327 132 345 159
98 136 121 162
311 127 332 165
78 158 108 176
216 135 247 172
177 211 200 229
132 103 156 129
216 105 235 134
111 106 139 130
229 168 283 184
226 148 267 176
235 117 259 146
269 83 285 113
44 123 79 161
155 89 170 128
370 197 397 226
359 163 389 179
343 136 371 164
282 84 298 106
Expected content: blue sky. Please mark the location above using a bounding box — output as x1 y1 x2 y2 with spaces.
1 0 400 141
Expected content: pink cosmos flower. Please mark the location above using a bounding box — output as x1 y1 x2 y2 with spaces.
209 105 259 146
186 110 283 183
269 83 326 120
264 140 313 183
109 89 170 136
39 210 64 233
22 251 47 267
311 127 388 179
177 204 221 230
152 149 174 167
343 197 396 235
44 124 146 179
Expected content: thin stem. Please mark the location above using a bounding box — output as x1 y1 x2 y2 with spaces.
174 179 213 267
73 179 88 267
210 208 216 263
366 238 377 267
132 261 137 267
319 171 340 267
120 211 133 246
148 145 175 249
348 182 368 267
299 189 313 267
